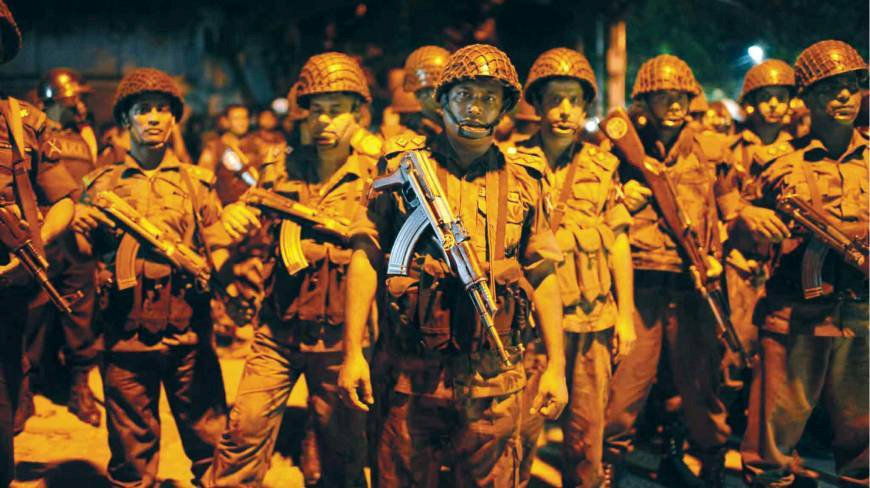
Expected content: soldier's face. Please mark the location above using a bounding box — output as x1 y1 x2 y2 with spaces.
227 107 250 136
443 79 504 140
415 87 440 118
750 86 791 124
258 110 278 131
645 90 689 129
308 93 360 149
805 72 862 126
535 79 587 139
126 93 175 147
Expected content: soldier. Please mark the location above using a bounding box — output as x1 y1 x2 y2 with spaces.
206 51 378 487
0 2 78 483
739 40 868 487
380 85 423 140
402 45 451 139
337 43 568 487
72 68 229 487
18 68 103 428
719 59 796 359
602 54 732 487
512 47 636 488
251 107 284 146
198 103 260 204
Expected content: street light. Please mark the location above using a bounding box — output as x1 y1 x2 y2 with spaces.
748 45 765 65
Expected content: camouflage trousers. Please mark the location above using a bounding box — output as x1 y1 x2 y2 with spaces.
206 330 367 487
561 329 613 488
517 340 547 488
604 276 731 457
378 389 522 487
741 331 869 487
101 344 227 487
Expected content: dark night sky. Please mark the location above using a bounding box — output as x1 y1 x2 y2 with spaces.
3 0 867 120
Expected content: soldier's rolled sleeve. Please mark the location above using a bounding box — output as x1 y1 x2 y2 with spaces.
35 160 78 205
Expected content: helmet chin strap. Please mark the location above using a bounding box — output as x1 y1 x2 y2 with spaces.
441 100 504 140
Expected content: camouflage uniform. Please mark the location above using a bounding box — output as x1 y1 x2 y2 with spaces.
83 68 228 487
718 60 797 358
511 47 630 488
0 3 78 483
604 55 732 472
19 68 103 428
207 52 377 488
740 41 869 487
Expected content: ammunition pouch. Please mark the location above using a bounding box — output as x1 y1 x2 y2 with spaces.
386 254 533 360
275 241 353 326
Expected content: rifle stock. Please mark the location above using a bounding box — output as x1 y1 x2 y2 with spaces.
600 107 751 368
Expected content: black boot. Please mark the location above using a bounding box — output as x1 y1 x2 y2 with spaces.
699 445 727 488
654 422 703 488
68 369 100 427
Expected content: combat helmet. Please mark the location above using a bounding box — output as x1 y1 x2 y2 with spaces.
296 52 372 109
286 82 310 122
403 46 451 94
112 67 184 124
38 68 93 103
524 47 598 103
435 44 522 112
631 54 701 99
794 40 867 93
739 59 795 102
0 0 20 64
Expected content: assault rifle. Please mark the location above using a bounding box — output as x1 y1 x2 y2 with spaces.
776 194 869 299
0 205 76 316
372 150 511 368
239 187 351 275
600 107 750 369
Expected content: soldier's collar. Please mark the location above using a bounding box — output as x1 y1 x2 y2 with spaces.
430 132 502 180
522 131 582 170
803 128 867 162
120 148 182 174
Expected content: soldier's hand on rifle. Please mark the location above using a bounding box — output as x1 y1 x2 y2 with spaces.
72 203 113 234
612 311 636 363
222 202 262 242
623 179 653 213
0 255 20 278
337 350 374 412
738 204 790 242
530 364 568 420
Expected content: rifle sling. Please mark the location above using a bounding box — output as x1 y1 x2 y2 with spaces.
796 160 825 212
179 165 216 274
1 97 44 255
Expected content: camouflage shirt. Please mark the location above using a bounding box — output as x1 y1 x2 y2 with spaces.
82 149 227 350
355 133 561 399
756 129 868 336
511 134 631 333
254 143 379 351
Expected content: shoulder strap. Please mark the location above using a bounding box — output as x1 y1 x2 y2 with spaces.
550 143 580 230
795 160 824 211
179 166 217 268
1 97 44 254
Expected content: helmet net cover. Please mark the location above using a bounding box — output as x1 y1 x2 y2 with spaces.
113 67 184 124
794 40 867 93
740 59 795 102
524 47 598 103
631 54 701 100
0 0 21 64
435 44 522 113
296 52 372 109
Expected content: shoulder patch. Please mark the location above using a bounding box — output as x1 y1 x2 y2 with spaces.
352 131 384 158
384 134 426 157
183 164 217 186
14 99 47 131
